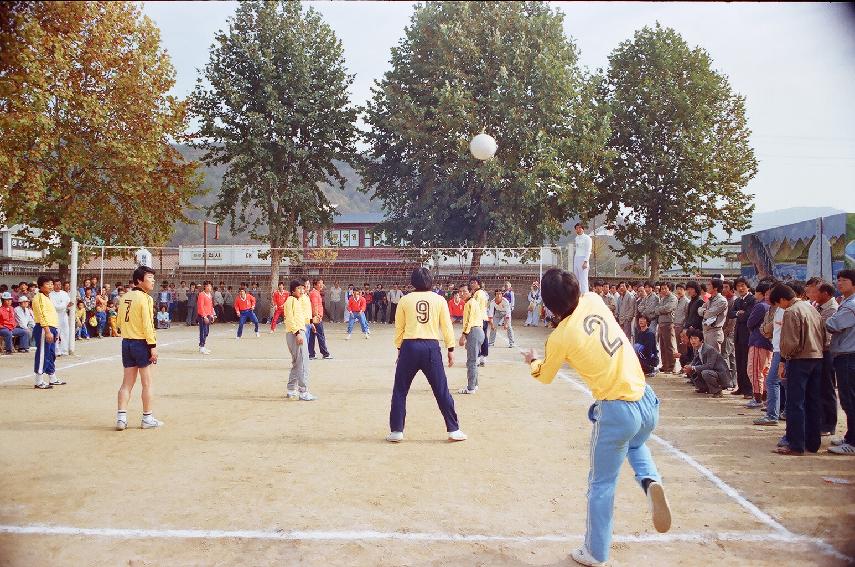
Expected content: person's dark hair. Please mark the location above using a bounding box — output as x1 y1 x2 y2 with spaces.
411 267 433 292
618 280 627 288
734 277 749 288
685 281 700 295
788 281 806 297
721 280 733 290
710 279 723 293
313 279 323 286
659 281 674 291
637 314 649 325
540 268 580 327
289 279 302 293
643 281 654 288
36 275 52 288
468 276 481 287
818 282 836 297
806 277 824 287
132 266 156 285
700 283 707 293
595 280 606 287
755 281 772 295
574 222 585 229
239 286 246 292
688 328 704 341
838 269 855 285
675 283 685 290
769 283 796 304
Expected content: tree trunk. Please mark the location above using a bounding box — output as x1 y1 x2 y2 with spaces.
269 244 283 305
649 248 660 280
58 263 69 282
469 231 487 276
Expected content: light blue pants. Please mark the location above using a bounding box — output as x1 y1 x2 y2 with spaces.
346 312 369 334
765 351 783 420
586 385 661 562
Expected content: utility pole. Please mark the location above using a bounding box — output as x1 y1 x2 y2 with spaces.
203 220 219 275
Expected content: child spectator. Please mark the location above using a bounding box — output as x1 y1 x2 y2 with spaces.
156 304 171 330
107 301 119 337
75 300 89 340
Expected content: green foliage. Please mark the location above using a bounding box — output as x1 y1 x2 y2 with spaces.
190 0 358 252
591 23 757 277
361 1 607 273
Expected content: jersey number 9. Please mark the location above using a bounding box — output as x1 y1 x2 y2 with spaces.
415 300 430 323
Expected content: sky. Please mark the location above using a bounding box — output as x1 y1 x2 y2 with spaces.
142 1 855 214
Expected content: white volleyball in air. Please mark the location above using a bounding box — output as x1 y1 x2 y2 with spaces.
470 133 498 161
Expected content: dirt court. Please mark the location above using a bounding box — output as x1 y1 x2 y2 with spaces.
0 322 853 566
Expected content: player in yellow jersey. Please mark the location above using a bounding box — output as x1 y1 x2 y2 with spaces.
115 266 162 430
284 279 317 401
468 277 490 366
522 269 671 567
387 268 466 443
31 275 64 389
456 284 484 394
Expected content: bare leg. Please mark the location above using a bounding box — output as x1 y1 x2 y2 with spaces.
117 367 139 411
139 365 154 413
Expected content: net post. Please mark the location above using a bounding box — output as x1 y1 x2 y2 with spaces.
99 245 105 289
69 241 79 355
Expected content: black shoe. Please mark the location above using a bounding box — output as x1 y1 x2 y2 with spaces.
730 390 745 396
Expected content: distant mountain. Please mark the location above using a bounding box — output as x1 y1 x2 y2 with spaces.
168 145 380 246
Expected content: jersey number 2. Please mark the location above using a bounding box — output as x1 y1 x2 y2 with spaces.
583 314 622 357
415 300 430 323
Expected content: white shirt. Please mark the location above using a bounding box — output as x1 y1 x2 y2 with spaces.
388 289 403 304
49 290 71 314
15 306 34 329
574 233 592 261
772 306 785 352
487 298 511 318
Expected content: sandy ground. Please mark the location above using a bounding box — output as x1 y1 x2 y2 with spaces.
0 322 852 566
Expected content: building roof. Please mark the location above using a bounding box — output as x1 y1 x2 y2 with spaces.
333 212 385 225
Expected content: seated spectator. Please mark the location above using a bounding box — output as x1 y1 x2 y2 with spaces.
14 295 35 349
156 304 171 329
633 314 659 377
683 329 730 397
448 290 465 323
0 292 29 354
677 328 694 375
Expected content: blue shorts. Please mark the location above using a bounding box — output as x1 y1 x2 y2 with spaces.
122 339 152 368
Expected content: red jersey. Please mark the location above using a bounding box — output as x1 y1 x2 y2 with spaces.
348 296 366 313
234 294 256 312
0 305 15 330
273 290 290 308
309 288 324 318
448 298 465 318
196 292 215 317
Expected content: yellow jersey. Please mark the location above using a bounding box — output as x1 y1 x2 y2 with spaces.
394 291 455 349
284 296 304 334
299 294 312 325
462 296 483 334
530 292 645 401
475 289 490 321
32 292 59 328
117 288 157 346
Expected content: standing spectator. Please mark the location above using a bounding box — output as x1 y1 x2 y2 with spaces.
177 281 188 322
458 284 484 394
78 278 91 301
14 295 35 348
595 280 616 318
82 287 97 337
721 280 737 387
503 281 515 314
186 282 198 326
0 292 29 354
363 283 374 321
655 282 677 373
825 269 855 455
633 314 659 377
616 281 637 340
270 282 289 333
573 222 592 294
31 276 64 389
673 284 689 365
157 282 171 312
756 292 786 426
94 287 109 338
639 281 660 336
308 279 332 360
107 301 120 336
730 277 756 397
328 282 344 323
223 285 234 323
525 281 542 327
373 285 388 324
683 281 704 333
213 286 225 323
254 283 271 324
49 278 72 356
388 284 403 325
698 279 727 353
773 283 824 456
469 277 491 367
746 282 774 407
816 282 839 436
684 329 730 397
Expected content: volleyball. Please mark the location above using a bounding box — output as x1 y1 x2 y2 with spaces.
470 133 497 161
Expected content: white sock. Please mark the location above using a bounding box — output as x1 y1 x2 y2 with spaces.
117 410 127 422
49 374 56 381
35 374 44 386
142 412 153 422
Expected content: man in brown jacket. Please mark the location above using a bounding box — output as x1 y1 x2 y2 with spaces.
773 283 824 456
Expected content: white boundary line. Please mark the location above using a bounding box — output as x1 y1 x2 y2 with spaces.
0 524 835 547
553 370 853 563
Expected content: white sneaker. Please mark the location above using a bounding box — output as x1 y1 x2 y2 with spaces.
199 346 212 355
256 331 260 337
235 336 242 340
646 480 672 533
386 431 404 443
286 390 299 400
828 442 855 455
345 334 351 341
570 547 604 567
830 437 845 446
363 333 369 339
141 416 164 429
299 392 317 401
269 329 275 334
116 419 127 431
458 387 477 394
447 430 467 442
